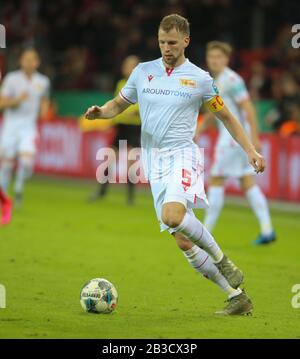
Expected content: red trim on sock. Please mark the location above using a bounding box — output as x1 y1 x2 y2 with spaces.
119 90 135 105
195 255 209 269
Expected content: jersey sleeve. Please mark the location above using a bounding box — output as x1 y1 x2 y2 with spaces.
202 72 225 112
0 74 15 97
228 76 249 103
119 65 139 104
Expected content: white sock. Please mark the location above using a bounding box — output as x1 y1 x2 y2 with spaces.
204 186 225 233
176 212 223 263
183 245 241 298
246 185 273 236
0 161 14 193
14 157 34 194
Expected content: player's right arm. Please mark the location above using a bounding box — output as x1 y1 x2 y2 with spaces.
85 64 140 121
0 92 28 110
85 95 131 120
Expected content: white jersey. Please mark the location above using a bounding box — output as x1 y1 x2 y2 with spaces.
0 70 50 130
214 67 250 147
120 58 218 151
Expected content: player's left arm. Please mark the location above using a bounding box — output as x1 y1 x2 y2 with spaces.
39 96 50 119
39 78 51 120
214 104 265 173
238 99 261 152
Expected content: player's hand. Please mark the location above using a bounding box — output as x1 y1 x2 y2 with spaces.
85 105 102 120
247 148 265 174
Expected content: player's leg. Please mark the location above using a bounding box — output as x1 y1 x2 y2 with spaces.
173 230 253 315
126 125 140 206
0 131 15 223
204 144 231 233
0 157 14 194
0 129 17 194
174 232 241 296
203 176 225 233
14 152 35 207
88 129 121 203
240 175 275 245
127 157 135 206
88 168 109 202
14 128 38 207
161 202 244 289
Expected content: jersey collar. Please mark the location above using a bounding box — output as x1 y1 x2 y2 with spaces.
159 57 189 75
21 70 38 81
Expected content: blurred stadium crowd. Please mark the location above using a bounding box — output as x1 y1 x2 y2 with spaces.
0 0 300 134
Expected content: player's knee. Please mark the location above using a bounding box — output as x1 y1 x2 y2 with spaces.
161 209 185 228
240 175 256 193
19 155 34 169
17 155 34 179
173 232 192 251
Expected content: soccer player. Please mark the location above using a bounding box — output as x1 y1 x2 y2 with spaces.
197 41 275 245
0 48 50 207
85 14 266 315
88 55 141 205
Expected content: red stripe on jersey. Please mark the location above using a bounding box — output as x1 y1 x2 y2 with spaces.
166 67 174 76
119 91 135 105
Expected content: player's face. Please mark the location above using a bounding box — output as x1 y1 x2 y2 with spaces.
158 28 190 67
206 49 229 74
20 51 40 74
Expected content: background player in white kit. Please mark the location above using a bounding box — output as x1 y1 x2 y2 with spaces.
85 14 266 315
0 48 50 207
197 41 275 245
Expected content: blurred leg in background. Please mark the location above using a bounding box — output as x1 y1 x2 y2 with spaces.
88 124 140 205
241 175 275 245
14 153 35 208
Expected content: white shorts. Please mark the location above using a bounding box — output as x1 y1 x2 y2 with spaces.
0 125 38 158
210 145 254 178
146 144 209 233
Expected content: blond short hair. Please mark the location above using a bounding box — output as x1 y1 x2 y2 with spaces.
159 14 190 36
206 41 232 57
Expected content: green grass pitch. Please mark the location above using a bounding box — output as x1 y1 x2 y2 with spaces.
0 177 299 339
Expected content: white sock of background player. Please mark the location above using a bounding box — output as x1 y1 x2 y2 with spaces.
0 159 14 193
246 185 273 236
183 245 241 298
203 186 225 233
14 156 34 195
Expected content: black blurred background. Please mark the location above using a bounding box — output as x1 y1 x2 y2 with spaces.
1 0 299 95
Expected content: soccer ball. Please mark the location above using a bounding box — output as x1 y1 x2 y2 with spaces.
80 278 118 313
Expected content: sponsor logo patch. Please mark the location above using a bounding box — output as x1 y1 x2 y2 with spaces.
180 78 197 88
